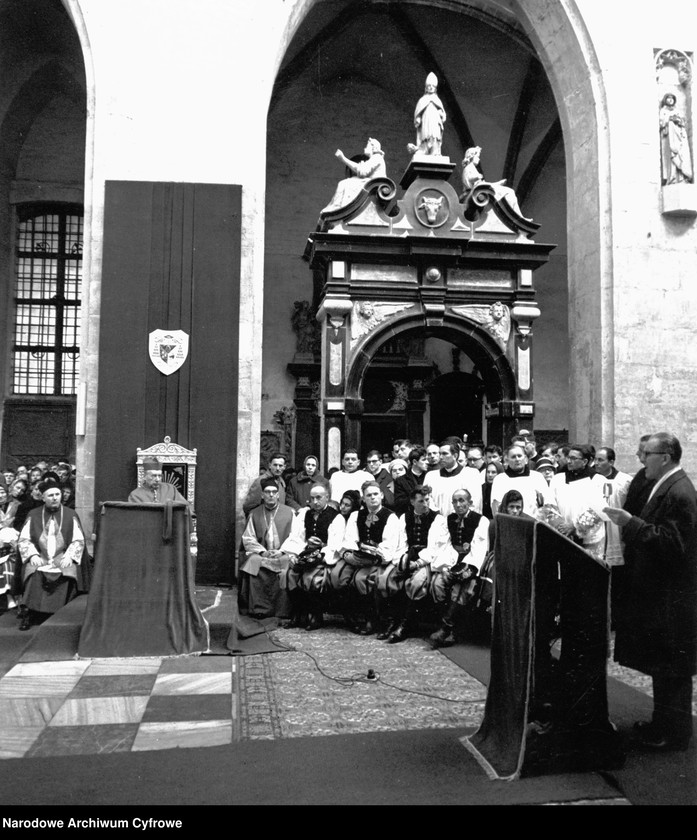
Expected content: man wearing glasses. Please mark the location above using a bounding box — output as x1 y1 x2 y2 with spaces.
364 449 395 509
548 444 607 553
605 433 697 752
465 445 485 472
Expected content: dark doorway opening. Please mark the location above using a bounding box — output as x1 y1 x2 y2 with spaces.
428 371 485 444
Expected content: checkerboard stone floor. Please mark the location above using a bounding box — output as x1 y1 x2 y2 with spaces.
0 588 693 764
0 654 235 758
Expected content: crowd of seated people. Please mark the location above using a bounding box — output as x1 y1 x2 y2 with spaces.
237 432 637 648
0 459 78 625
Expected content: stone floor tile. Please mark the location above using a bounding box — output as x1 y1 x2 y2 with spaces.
141 693 233 723
82 658 163 676
26 723 139 757
69 674 157 698
131 720 232 751
48 696 149 726
0 726 44 758
150 672 232 695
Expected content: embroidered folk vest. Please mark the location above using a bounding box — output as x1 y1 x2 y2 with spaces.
404 508 438 548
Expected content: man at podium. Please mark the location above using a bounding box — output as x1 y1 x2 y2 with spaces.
128 459 188 505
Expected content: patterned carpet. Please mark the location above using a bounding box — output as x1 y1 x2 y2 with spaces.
237 625 486 740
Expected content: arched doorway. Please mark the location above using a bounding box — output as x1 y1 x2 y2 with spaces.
343 312 520 464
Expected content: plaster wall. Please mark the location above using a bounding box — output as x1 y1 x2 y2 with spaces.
575 0 697 474
69 0 299 531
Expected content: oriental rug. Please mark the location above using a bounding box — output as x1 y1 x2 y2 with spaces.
236 625 487 740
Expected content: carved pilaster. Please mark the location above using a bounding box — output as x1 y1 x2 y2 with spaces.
317 296 353 470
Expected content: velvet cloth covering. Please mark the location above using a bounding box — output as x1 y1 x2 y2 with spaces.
464 514 616 779
78 502 208 657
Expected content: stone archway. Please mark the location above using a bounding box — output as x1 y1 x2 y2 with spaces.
344 310 520 455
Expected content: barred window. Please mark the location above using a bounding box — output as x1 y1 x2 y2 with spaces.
12 205 83 395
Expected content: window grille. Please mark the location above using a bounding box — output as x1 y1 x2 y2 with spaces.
12 206 83 395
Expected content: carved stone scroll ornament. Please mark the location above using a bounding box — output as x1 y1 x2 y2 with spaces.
349 301 412 347
451 302 511 350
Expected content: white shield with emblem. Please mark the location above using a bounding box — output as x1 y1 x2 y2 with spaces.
149 329 189 375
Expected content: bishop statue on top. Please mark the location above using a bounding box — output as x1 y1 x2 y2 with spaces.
408 72 447 157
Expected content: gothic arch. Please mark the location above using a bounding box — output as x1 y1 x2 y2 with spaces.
345 308 517 405
269 0 610 458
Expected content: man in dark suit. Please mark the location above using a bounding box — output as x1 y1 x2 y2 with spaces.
605 432 697 751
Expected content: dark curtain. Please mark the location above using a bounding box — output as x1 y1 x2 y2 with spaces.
464 515 619 779
77 502 209 657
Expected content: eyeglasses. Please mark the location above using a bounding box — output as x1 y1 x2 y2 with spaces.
644 450 668 457
567 455 585 462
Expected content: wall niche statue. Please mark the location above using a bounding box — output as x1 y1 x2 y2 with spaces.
659 92 693 184
655 49 694 186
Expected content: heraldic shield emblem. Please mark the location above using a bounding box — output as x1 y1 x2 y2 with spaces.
149 330 189 375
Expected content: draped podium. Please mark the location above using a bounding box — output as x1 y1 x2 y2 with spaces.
463 514 623 779
78 502 209 657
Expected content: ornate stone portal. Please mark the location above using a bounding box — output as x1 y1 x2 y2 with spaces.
299 99 555 468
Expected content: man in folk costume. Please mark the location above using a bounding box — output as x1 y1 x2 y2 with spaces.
238 477 295 619
17 476 88 631
336 480 400 635
429 488 489 648
280 483 345 631
376 484 450 644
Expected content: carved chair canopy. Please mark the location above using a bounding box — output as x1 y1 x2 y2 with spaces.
135 436 197 507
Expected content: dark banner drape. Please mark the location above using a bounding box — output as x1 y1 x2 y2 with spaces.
77 502 209 658
463 514 622 779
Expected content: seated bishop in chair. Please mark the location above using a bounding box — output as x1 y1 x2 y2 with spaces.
17 475 90 631
238 477 295 620
128 459 189 505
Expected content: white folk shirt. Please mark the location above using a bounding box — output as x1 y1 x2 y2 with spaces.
427 466 483 517
280 507 346 565
435 512 490 573
396 511 451 568
340 508 401 565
